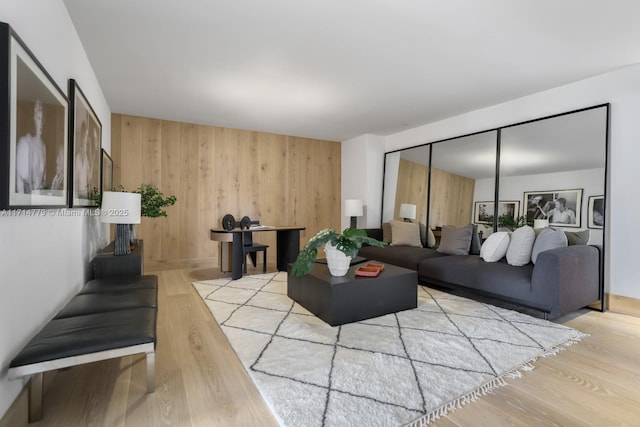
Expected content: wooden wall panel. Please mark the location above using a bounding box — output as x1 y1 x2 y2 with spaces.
111 114 341 269
394 159 429 223
429 167 475 228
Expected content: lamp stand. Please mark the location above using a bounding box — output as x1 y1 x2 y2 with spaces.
350 216 357 229
114 224 132 255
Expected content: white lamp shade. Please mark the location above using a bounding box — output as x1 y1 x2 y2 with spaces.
100 191 142 224
533 219 549 229
399 203 417 220
345 199 363 217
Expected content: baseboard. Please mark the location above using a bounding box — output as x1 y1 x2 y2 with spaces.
145 256 216 272
608 293 640 318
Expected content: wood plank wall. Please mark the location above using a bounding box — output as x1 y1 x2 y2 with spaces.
111 114 341 270
392 159 475 229
394 159 429 223
429 167 475 228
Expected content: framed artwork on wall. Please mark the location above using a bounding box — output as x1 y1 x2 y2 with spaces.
100 149 113 194
69 79 101 207
0 22 69 209
473 201 520 225
523 189 583 228
588 195 604 229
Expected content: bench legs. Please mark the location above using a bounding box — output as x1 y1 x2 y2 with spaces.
24 351 155 423
29 372 44 423
146 351 155 393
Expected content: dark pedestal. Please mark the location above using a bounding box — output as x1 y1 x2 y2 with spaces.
276 228 302 271
93 240 144 279
287 261 417 326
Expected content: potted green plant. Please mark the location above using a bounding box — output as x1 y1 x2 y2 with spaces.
485 215 532 231
89 183 177 217
291 228 386 276
133 183 177 218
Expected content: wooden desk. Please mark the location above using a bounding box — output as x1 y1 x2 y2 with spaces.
210 226 305 280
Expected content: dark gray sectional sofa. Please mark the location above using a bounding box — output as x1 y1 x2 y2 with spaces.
359 228 601 318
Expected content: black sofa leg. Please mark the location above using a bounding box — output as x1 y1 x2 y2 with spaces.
29 372 43 422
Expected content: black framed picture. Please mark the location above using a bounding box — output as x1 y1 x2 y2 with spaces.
0 22 69 209
100 149 113 194
588 195 604 229
524 189 583 228
69 79 101 207
473 200 520 225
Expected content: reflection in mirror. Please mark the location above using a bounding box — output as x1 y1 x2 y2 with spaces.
498 106 607 244
382 146 430 224
430 131 497 230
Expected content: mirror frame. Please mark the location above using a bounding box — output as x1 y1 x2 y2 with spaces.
381 103 610 309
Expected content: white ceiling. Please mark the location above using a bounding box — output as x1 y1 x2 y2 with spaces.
62 0 640 142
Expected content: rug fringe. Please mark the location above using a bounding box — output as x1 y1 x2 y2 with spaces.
405 332 589 426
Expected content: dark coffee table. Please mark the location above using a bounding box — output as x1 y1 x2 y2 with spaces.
287 261 418 326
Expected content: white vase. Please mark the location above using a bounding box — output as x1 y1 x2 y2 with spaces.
324 243 352 276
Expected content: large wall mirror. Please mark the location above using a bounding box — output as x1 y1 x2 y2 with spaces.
430 131 497 229
382 104 609 245
382 145 430 224
498 106 608 244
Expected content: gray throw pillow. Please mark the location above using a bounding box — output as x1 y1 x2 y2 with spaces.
564 229 590 245
437 224 473 255
531 228 568 264
470 224 481 255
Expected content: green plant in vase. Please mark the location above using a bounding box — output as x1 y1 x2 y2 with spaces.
291 228 386 276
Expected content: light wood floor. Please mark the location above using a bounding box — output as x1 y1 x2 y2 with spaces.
3 265 640 427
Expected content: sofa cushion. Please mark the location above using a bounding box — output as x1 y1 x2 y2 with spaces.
564 229 590 245
506 226 535 266
531 228 567 264
381 222 392 244
390 220 422 247
418 255 538 308
358 245 445 271
480 232 510 262
437 224 473 255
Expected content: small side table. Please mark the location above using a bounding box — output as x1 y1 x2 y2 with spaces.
93 240 144 279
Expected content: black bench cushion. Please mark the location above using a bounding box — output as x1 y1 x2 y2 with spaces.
10 308 157 368
54 289 158 319
80 275 158 294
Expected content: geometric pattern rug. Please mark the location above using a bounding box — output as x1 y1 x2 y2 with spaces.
192 272 585 427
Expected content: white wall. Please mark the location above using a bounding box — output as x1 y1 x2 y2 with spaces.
344 64 640 301
0 0 110 418
341 134 385 230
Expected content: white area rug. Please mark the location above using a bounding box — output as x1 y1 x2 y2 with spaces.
192 272 585 426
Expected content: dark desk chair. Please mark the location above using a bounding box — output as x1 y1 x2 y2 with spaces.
243 231 268 273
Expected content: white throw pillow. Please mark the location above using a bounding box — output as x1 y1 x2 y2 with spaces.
531 228 568 264
506 226 536 266
480 232 510 262
390 220 422 247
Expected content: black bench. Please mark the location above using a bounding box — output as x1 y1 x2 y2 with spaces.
8 275 159 422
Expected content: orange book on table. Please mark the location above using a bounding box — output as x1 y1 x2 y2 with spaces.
355 263 385 277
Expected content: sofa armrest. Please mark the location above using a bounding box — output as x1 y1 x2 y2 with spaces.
362 228 383 241
531 245 600 317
